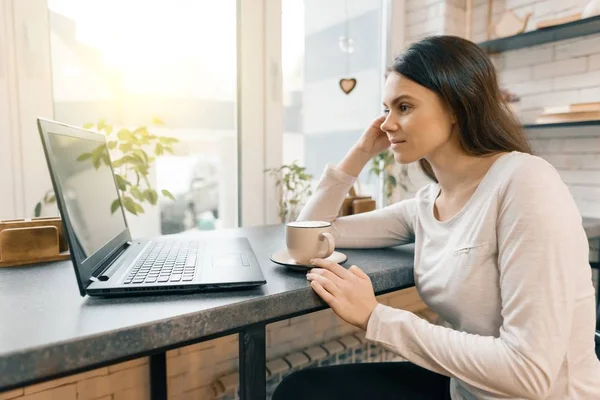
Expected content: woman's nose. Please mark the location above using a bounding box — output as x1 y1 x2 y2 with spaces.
380 115 397 133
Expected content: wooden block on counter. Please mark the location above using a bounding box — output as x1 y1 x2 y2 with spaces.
0 217 70 267
339 196 370 216
352 198 376 215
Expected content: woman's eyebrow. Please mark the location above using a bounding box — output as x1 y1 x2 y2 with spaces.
383 94 417 107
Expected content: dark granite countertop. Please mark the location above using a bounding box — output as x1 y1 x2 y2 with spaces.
2 218 598 391
0 224 415 391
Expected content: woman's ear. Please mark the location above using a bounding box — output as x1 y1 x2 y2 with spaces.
449 111 457 125
443 102 457 125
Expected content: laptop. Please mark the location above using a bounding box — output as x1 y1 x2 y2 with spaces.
37 118 266 297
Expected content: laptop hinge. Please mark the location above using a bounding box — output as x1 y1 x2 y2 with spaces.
91 241 132 280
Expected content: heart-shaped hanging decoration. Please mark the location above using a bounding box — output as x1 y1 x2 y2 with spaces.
339 78 357 94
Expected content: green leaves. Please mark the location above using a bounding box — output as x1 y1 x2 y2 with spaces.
369 149 411 200
265 160 313 223
122 196 144 215
145 189 158 205
130 186 144 201
118 142 132 152
114 174 130 191
35 118 178 218
112 155 140 168
158 137 178 145
133 163 149 176
133 149 149 163
34 190 56 217
77 152 92 162
34 202 42 218
43 190 56 204
161 189 175 200
117 128 134 141
133 127 148 136
90 145 107 169
110 199 120 214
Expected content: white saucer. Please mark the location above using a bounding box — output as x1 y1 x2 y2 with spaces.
270 249 348 271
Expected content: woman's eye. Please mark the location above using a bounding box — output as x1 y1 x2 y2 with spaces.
399 104 410 112
383 108 390 114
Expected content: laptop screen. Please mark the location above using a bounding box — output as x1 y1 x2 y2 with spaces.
46 132 128 259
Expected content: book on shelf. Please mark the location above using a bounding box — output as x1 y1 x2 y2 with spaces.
536 13 581 29
535 110 600 124
542 102 600 115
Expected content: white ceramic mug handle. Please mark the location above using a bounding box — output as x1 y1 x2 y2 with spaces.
317 232 335 259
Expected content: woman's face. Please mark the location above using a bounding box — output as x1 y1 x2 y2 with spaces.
381 72 457 164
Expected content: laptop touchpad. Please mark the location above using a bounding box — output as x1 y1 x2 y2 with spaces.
213 254 244 268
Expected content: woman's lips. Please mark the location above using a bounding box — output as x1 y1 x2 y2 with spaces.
390 139 407 148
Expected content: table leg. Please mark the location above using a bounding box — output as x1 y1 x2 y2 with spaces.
239 324 267 400
150 353 167 400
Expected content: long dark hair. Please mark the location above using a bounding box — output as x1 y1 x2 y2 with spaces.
389 35 532 182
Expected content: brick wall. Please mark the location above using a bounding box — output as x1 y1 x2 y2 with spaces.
401 0 600 219
0 359 149 400
0 288 431 400
474 0 600 218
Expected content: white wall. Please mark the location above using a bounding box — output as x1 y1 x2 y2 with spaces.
399 0 600 219
304 0 382 36
481 0 600 219
303 70 383 135
282 132 305 166
0 0 55 220
0 0 20 219
405 0 452 44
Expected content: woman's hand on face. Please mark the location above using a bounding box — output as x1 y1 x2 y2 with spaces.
306 259 379 331
354 115 390 158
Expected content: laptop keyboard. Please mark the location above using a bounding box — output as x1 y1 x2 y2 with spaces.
124 241 201 284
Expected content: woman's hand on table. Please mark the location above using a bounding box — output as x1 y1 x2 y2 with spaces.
306 258 378 330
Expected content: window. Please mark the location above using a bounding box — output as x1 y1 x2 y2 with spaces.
47 0 238 236
282 0 388 203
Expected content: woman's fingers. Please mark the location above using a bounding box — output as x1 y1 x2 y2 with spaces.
306 272 340 295
308 267 344 286
310 258 353 279
348 265 369 280
310 280 338 308
310 281 339 313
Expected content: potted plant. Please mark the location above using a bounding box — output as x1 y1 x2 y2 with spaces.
35 118 177 218
264 161 313 223
369 149 410 207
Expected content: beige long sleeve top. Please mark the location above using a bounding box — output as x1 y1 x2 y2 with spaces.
297 151 600 399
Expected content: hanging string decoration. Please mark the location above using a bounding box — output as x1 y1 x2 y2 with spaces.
338 0 357 95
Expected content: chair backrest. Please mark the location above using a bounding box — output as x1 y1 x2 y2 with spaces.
596 297 600 359
595 297 600 359
597 300 600 332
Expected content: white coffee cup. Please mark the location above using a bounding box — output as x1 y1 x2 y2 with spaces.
286 221 335 265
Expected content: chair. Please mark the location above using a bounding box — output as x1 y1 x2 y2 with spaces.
596 299 600 359
594 258 600 359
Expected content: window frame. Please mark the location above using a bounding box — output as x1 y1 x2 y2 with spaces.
0 0 404 226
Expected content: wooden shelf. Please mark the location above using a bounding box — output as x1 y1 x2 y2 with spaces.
523 120 600 129
478 15 600 53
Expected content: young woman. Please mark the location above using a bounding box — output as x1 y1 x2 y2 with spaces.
273 35 600 399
